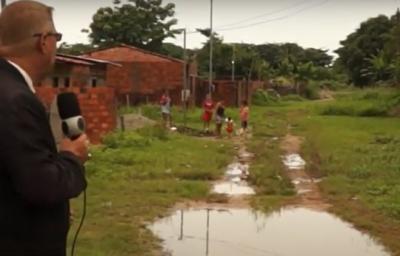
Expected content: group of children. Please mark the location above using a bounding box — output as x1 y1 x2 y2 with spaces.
159 91 249 137
202 93 249 138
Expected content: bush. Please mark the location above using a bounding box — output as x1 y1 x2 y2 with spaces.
362 91 380 100
320 104 356 116
303 83 320 100
281 94 305 102
319 79 348 91
252 89 280 106
319 89 400 117
358 105 389 117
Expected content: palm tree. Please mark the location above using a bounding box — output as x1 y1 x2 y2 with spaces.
361 51 391 82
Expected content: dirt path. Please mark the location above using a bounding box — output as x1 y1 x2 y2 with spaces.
280 133 331 211
176 134 255 210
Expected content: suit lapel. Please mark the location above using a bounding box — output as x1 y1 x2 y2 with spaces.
0 58 31 92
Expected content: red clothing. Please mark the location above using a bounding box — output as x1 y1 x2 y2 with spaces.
226 121 234 133
159 94 167 105
202 99 214 122
202 111 213 122
203 99 214 112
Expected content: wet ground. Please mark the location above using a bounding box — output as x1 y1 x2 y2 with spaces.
149 134 391 256
211 162 255 196
149 207 390 256
280 134 330 210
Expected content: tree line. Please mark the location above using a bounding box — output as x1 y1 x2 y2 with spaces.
59 0 400 88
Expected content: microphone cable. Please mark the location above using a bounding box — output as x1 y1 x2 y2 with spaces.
71 189 87 256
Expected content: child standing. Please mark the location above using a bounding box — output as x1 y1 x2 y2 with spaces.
215 101 225 137
239 100 249 134
202 94 214 132
159 90 171 128
226 117 234 138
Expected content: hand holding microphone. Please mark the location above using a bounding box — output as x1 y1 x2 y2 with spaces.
57 92 90 163
60 135 90 163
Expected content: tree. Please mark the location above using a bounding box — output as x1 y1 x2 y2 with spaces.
335 15 392 86
160 42 183 59
57 42 97 55
302 48 332 67
88 0 180 52
390 57 400 85
255 43 332 73
195 34 267 80
294 62 315 94
256 44 285 69
361 51 392 82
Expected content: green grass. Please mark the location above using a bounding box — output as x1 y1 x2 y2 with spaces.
68 88 400 255
299 115 400 219
319 87 400 117
247 106 296 211
241 88 400 254
67 126 234 255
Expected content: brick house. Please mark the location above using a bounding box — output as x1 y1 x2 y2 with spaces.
84 44 196 105
35 54 120 143
38 53 118 90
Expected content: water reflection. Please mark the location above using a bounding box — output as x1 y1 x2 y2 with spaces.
212 162 255 196
282 154 306 170
150 207 390 256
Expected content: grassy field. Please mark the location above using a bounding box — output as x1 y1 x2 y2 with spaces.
68 89 400 255
261 88 400 254
67 125 235 256
247 106 296 211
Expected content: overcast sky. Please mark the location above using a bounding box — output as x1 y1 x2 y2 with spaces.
6 0 400 54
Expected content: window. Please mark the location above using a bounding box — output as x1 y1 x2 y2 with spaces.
91 78 97 88
52 77 59 88
64 77 70 88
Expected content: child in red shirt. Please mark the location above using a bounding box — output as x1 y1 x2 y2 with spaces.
226 117 234 138
202 94 214 132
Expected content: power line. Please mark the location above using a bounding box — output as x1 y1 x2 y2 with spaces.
216 0 331 32
215 0 311 29
184 0 330 35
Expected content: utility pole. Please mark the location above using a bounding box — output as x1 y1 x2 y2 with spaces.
1 0 6 10
179 209 184 240
205 208 210 256
182 28 188 127
209 0 213 95
231 44 235 82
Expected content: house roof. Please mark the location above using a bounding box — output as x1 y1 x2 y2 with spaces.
120 44 184 63
83 44 184 64
56 55 93 66
56 53 122 67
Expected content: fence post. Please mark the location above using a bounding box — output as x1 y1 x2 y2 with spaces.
120 115 125 132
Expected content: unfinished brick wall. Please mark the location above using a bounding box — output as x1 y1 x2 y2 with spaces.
35 87 117 144
194 79 265 107
85 46 184 105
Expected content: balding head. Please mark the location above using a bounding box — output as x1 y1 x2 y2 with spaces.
0 1 55 55
0 1 59 82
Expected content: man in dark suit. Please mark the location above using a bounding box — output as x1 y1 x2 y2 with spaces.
0 1 89 255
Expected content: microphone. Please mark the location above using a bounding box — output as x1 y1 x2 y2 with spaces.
57 92 85 140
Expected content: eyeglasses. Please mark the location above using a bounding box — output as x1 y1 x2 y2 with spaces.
33 32 63 42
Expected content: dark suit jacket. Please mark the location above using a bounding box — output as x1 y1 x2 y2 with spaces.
0 59 87 256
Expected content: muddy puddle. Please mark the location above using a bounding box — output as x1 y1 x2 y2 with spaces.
212 162 255 196
282 154 306 170
149 207 390 256
149 135 390 255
